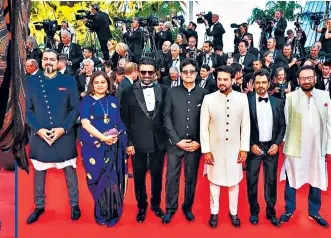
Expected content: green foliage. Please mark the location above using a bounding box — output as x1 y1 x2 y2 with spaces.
30 1 185 46
247 1 302 24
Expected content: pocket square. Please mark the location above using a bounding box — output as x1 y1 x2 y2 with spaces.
58 87 67 91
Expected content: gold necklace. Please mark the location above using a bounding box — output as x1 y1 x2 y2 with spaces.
97 97 109 124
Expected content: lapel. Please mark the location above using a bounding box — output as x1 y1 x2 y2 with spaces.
269 95 276 134
133 82 150 119
152 84 162 119
251 93 259 129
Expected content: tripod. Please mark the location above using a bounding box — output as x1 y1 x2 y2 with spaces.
142 27 157 59
292 30 305 58
44 34 57 50
259 28 269 52
83 30 100 58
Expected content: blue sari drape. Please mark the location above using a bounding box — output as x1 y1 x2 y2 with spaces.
80 95 127 227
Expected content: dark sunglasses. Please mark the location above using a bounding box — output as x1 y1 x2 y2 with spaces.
140 70 155 76
182 69 196 75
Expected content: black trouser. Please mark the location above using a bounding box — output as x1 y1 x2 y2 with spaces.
98 38 109 61
132 148 165 210
34 166 79 208
166 151 201 213
246 142 278 217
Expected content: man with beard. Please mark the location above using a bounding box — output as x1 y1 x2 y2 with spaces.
25 50 81 224
185 36 203 67
279 65 331 227
120 57 168 223
246 69 285 227
162 59 208 224
200 65 250 228
156 41 172 83
271 9 287 50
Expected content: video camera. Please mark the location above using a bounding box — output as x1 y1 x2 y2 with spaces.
113 15 159 29
256 16 274 30
310 13 323 26
230 23 241 34
75 10 95 21
196 11 213 26
33 20 61 37
172 15 185 26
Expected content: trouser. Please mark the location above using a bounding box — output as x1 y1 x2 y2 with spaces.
34 166 79 208
284 172 321 216
132 148 165 210
166 152 201 213
99 38 109 61
210 182 239 215
246 142 278 217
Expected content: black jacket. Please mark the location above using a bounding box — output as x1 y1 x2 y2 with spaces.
206 22 225 48
123 28 143 60
195 75 218 93
120 81 168 152
155 29 173 50
162 76 183 88
85 11 112 40
234 52 256 73
27 48 43 69
315 75 331 98
57 42 83 73
179 26 198 43
115 76 134 101
247 93 286 148
274 17 287 49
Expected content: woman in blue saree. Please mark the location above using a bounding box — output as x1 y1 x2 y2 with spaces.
79 71 127 226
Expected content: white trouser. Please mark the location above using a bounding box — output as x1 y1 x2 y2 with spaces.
210 182 239 215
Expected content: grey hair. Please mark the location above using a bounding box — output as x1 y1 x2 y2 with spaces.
311 44 320 50
116 42 128 52
61 30 72 39
169 66 179 73
170 43 180 50
27 36 38 49
26 59 39 68
163 21 173 30
83 58 94 66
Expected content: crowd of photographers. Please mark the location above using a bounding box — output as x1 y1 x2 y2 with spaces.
26 6 331 101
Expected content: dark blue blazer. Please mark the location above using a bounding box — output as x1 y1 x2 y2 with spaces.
25 72 80 162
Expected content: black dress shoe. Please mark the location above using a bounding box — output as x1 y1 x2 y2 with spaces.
136 209 146 223
209 214 218 228
249 215 259 225
309 214 329 227
267 216 280 227
151 206 165 218
162 213 174 224
182 209 195 222
229 213 241 228
26 208 45 224
279 212 293 223
71 205 81 220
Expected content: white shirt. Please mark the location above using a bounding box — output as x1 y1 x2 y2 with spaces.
323 76 330 91
171 77 181 87
31 69 39 76
85 75 91 93
256 94 273 142
172 58 180 71
62 43 71 58
141 83 155 111
200 77 208 88
59 67 66 74
204 53 213 69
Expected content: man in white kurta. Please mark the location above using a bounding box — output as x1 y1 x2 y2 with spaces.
200 66 250 228
280 65 330 227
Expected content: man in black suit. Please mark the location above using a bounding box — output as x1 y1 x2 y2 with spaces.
234 40 256 74
185 36 204 67
165 44 185 74
155 21 173 50
204 14 225 49
202 41 223 76
76 59 94 98
285 29 307 58
82 46 103 68
121 57 168 223
156 41 172 83
246 69 285 227
271 9 287 50
162 59 208 224
115 62 138 101
162 66 182 88
195 64 217 93
177 21 198 44
57 31 83 74
57 54 75 76
84 4 112 60
123 18 143 63
315 61 331 98
26 36 42 69
242 35 259 58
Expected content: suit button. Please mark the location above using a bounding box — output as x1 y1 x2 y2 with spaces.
226 129 229 132
226 122 229 125
50 117 52 119
227 115 229 117
227 99 229 102
188 93 191 96
226 138 228 141
48 111 51 114
188 101 190 103
186 126 189 128
227 107 229 109
186 133 189 136
46 101 48 103
188 109 190 111
50 122 53 125
187 117 189 120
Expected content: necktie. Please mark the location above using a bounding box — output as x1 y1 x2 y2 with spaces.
142 85 154 89
172 81 177 87
258 97 268 103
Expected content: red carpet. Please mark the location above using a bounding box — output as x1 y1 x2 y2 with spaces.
18 143 331 238
0 171 15 238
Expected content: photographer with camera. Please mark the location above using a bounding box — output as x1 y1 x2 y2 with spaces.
174 19 198 45
285 28 307 58
155 21 173 50
185 36 203 66
314 18 331 54
83 4 112 60
202 41 224 76
204 14 225 49
234 40 256 74
234 23 254 54
242 35 259 57
270 9 287 50
122 18 143 63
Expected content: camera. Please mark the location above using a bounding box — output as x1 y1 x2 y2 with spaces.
257 17 274 30
310 13 323 25
230 23 241 34
139 15 159 28
75 10 95 21
172 15 185 26
196 11 212 25
33 19 61 37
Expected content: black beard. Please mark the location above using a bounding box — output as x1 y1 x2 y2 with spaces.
141 79 153 85
301 85 314 92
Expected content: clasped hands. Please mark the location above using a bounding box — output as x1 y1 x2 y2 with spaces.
204 150 247 166
37 128 65 146
101 134 118 146
176 139 200 152
251 144 278 156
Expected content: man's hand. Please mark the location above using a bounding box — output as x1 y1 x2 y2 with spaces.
204 19 208 26
80 92 86 97
251 144 262 155
37 128 53 146
126 146 135 156
237 151 247 163
204 152 214 166
210 68 216 73
67 61 73 66
186 141 200 152
267 144 279 155
326 154 331 162
49 128 65 144
176 139 192 150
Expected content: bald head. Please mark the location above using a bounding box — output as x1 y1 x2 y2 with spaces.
25 59 39 75
162 41 171 53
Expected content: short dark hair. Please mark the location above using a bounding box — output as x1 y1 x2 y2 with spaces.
103 60 112 68
253 58 262 64
115 66 125 75
276 8 284 14
239 40 249 47
283 43 292 49
252 69 271 82
91 4 100 11
201 64 211 71
216 65 234 77
214 45 223 51
58 54 68 62
83 46 94 53
204 41 213 48
139 56 156 69
180 58 198 72
323 60 331 68
189 21 197 29
297 65 316 78
42 49 59 61
230 63 242 76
